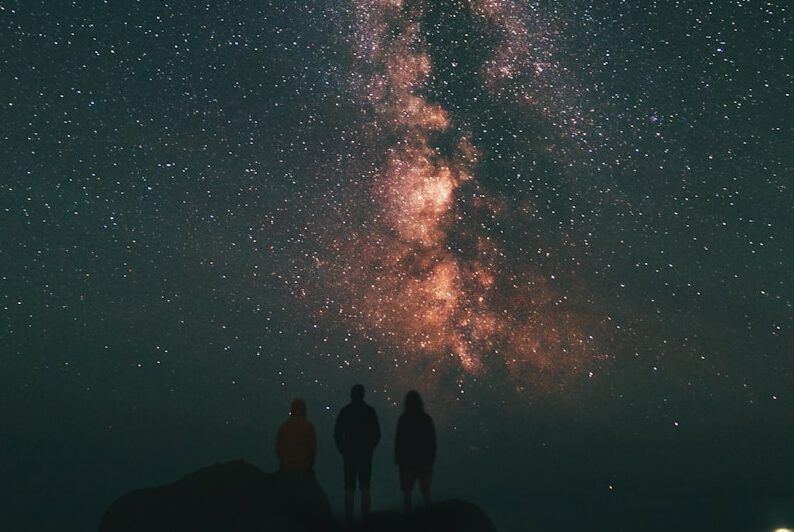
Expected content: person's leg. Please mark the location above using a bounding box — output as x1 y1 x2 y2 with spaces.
343 457 356 525
399 465 416 513
361 489 371 517
359 456 373 517
418 465 433 506
344 491 355 526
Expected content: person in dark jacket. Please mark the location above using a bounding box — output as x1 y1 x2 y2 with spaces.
395 390 436 512
334 384 381 525
275 398 317 474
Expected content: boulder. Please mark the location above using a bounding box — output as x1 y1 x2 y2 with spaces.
98 460 331 532
99 460 499 532
360 500 499 532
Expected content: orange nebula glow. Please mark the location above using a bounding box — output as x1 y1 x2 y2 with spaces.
309 0 608 387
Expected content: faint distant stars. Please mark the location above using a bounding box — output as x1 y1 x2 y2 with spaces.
0 0 791 437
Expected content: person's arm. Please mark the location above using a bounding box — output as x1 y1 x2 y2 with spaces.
394 416 404 465
334 410 345 453
372 408 381 448
428 416 437 464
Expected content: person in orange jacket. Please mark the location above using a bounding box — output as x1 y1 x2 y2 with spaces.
275 398 317 474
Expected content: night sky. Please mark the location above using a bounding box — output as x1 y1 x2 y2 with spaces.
1 1 792 531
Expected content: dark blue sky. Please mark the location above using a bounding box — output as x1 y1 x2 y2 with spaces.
1 1 792 531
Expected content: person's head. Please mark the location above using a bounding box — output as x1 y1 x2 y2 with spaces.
404 390 424 413
351 384 365 402
289 398 307 417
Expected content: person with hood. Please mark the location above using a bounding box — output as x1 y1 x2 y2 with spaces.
275 398 317 474
395 390 436 512
334 384 381 525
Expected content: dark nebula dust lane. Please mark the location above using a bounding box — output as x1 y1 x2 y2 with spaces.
1 1 793 531
302 0 618 390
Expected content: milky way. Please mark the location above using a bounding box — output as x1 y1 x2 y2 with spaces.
305 0 611 387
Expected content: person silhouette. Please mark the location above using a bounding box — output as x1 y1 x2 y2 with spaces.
275 398 317 475
395 390 436 512
334 384 381 525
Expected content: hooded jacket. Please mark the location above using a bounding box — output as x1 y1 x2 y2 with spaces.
334 397 380 459
275 398 317 472
395 392 436 466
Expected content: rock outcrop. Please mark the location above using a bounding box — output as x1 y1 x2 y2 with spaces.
98 460 331 532
99 460 498 532
360 500 499 532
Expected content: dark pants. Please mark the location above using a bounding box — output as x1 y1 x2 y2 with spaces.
399 463 432 494
343 454 373 490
